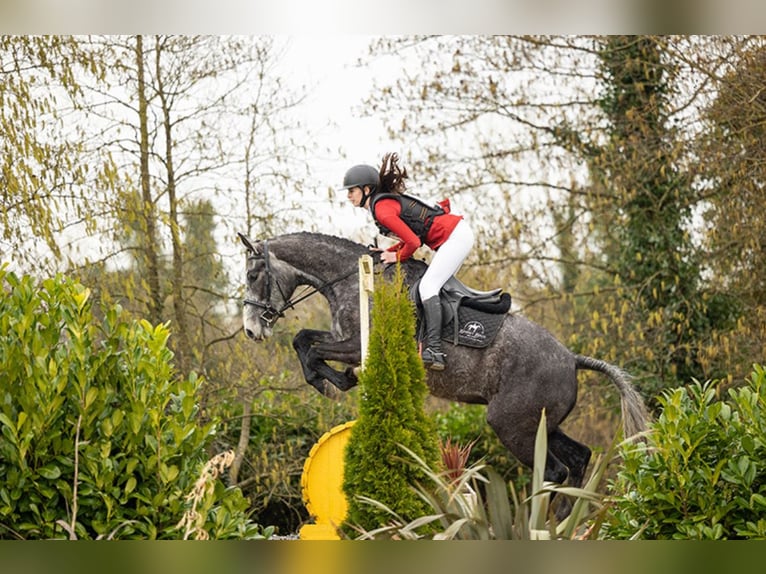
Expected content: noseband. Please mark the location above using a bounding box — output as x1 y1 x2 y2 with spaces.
243 241 356 327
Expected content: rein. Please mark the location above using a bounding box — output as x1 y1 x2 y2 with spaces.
243 241 357 327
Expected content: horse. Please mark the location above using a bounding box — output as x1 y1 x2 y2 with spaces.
238 231 649 512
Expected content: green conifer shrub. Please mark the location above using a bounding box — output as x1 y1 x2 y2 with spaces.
342 267 440 533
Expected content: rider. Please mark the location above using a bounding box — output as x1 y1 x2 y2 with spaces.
342 152 474 371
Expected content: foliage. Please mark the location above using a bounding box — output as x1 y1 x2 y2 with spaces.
214 382 357 535
176 450 272 540
189 284 357 535
698 43 766 376
5 34 766 535
585 35 733 395
601 364 766 539
2 34 316 382
354 411 610 540
439 436 476 482
0 268 263 539
343 267 441 533
0 36 110 267
432 402 525 485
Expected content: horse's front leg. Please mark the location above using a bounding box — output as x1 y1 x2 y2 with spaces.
293 329 333 395
292 329 361 395
313 336 362 391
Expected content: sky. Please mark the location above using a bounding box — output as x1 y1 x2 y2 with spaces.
277 36 398 238
282 37 384 170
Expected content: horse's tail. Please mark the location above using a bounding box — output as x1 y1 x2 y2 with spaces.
575 354 650 440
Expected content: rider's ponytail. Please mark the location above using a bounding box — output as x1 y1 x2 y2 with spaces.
378 152 408 195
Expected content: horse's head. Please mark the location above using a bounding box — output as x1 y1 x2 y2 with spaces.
238 232 293 341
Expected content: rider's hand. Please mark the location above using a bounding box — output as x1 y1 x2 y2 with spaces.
379 250 398 265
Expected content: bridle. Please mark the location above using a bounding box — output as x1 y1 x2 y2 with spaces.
242 241 356 327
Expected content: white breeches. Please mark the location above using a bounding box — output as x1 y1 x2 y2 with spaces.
418 219 474 300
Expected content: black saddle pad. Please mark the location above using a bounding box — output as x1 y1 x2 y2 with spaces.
441 302 507 348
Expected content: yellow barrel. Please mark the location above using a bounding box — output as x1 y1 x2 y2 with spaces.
299 420 356 540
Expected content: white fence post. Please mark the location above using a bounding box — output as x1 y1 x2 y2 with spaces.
358 254 374 369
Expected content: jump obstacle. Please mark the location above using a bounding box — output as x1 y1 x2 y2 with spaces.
298 255 373 540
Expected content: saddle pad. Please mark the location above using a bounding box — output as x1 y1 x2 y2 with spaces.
441 305 506 348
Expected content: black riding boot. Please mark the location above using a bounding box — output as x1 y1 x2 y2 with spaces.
421 296 446 371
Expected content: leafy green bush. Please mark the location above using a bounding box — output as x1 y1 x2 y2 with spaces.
601 364 766 539
0 268 263 539
343 267 441 533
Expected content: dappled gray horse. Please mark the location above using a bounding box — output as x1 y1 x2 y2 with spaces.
239 231 648 506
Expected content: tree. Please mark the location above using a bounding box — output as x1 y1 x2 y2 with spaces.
583 36 725 392
343 268 440 533
61 35 314 380
362 36 755 400
0 36 113 272
696 37 766 377
182 198 229 356
134 34 164 325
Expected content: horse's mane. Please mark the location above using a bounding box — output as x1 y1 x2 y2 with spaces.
269 231 427 283
264 232 370 271
276 231 368 255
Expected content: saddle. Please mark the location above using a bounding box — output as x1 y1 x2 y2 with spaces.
411 275 511 349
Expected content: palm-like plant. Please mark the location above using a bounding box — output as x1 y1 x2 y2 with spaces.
352 410 613 540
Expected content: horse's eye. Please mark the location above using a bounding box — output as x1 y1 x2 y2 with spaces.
247 260 265 284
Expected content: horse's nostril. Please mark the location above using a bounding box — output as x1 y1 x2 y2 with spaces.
245 328 255 340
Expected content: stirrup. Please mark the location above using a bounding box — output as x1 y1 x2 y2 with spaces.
421 347 446 371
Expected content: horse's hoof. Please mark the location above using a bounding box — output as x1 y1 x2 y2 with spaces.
553 496 573 521
309 378 333 397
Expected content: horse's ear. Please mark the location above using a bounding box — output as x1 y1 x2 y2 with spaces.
238 232 258 254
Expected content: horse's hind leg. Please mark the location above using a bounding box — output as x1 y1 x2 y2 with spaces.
547 429 591 521
548 429 591 489
487 398 583 520
486 400 569 485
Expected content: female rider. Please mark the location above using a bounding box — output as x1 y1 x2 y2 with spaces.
342 152 474 370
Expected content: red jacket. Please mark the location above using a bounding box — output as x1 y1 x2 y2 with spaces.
373 197 463 262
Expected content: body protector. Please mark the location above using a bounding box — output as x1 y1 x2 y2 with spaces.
369 193 445 242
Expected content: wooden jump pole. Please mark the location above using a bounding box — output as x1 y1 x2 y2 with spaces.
358 254 374 369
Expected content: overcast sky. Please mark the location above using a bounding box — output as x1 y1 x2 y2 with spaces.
278 36 398 237
283 36 391 171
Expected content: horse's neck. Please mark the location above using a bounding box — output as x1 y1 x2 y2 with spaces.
271 233 361 296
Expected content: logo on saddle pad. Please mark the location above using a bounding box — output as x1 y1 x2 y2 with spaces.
458 320 486 344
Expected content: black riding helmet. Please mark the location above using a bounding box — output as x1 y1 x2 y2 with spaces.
341 164 379 206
